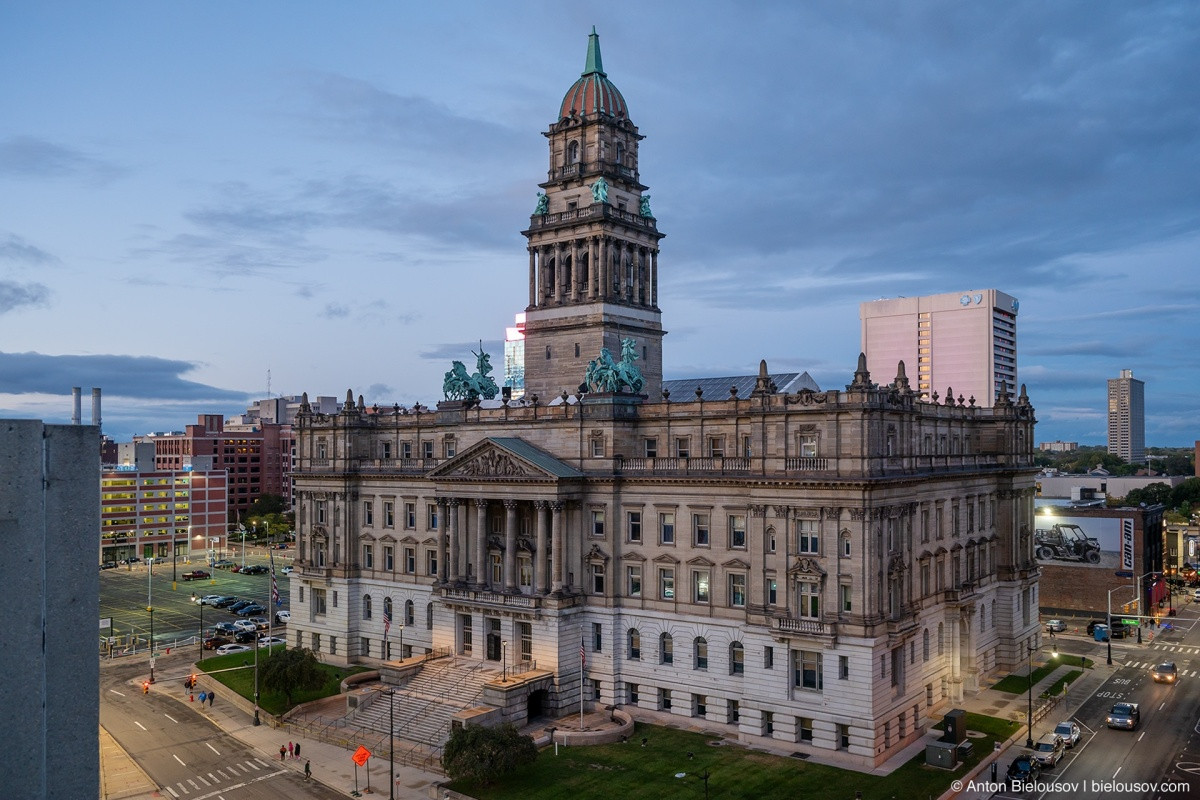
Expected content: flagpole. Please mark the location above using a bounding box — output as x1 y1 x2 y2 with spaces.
580 627 585 731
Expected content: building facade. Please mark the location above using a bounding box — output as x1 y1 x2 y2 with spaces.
287 31 1041 769
860 290 1019 407
1107 369 1145 464
101 443 228 563
1 420 100 799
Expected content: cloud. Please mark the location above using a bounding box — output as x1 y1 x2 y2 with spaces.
0 282 51 314
0 234 59 266
321 303 350 319
0 351 248 402
419 341 504 362
0 135 124 182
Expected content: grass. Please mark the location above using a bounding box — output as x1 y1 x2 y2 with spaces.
448 714 1018 800
990 653 1092 695
1040 670 1083 698
197 648 368 715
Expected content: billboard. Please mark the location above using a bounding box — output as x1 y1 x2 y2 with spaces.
1033 510 1133 570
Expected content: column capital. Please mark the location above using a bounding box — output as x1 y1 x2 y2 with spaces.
551 501 565 512
534 500 549 511
475 498 489 509
503 499 519 510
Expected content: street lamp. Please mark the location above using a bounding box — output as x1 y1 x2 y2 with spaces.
389 688 397 800
1024 639 1036 749
399 623 406 661
147 558 155 683
1106 584 1134 666
239 523 248 570
502 641 509 682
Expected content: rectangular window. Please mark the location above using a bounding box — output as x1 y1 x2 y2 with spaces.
693 570 711 604
799 434 818 457
659 688 672 711
363 501 374 527
518 621 532 662
797 519 819 554
627 511 642 543
426 549 438 577
443 438 456 459
401 441 412 460
316 501 327 524
361 637 370 657
729 514 746 548
381 441 392 460
591 438 604 457
674 437 690 458
768 527 776 553
428 504 438 530
707 436 724 457
794 649 823 690
627 565 642 597
694 693 707 717
491 554 502 585
384 501 395 528
422 441 434 460
591 563 606 594
839 655 849 680
519 558 532 589
799 717 814 742
729 573 746 607
627 682 639 705
384 545 394 571
404 502 416 529
693 513 710 546
459 614 472 656
840 584 852 613
798 582 820 618
591 510 606 537
404 547 416 574
768 578 778 605
313 588 327 616
764 646 774 669
764 710 774 735
362 544 374 569
644 438 657 458
592 622 602 652
728 699 740 723
660 568 675 599
660 512 675 544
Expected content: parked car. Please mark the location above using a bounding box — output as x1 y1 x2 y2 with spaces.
228 600 255 613
1006 754 1041 787
212 621 239 635
203 636 231 650
213 559 236 569
1085 620 1106 635
197 594 222 605
234 630 258 644
1151 662 1178 684
248 616 270 631
281 566 294 575
100 561 118 570
232 619 257 633
121 556 142 564
1032 733 1064 768
1045 619 1066 633
242 564 269 575
212 596 240 608
181 569 210 581
215 643 251 655
1053 720 1081 748
1193 588 1200 601
1107 702 1140 730
236 603 267 616
257 636 286 648
275 610 291 624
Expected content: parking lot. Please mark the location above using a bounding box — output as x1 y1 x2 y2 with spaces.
99 551 292 657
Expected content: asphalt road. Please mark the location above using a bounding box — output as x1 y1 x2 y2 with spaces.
99 549 292 658
994 599 1200 800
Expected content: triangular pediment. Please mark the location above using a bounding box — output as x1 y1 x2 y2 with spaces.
427 437 583 482
621 551 648 562
686 555 715 568
653 553 680 565
721 558 750 570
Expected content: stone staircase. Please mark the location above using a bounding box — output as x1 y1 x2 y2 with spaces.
354 657 502 750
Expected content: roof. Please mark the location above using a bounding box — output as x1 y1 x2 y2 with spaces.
559 28 628 120
662 372 821 400
487 437 584 479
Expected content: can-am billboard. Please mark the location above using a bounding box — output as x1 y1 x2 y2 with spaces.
1033 510 1133 570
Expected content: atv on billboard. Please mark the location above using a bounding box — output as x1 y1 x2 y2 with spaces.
1033 511 1133 570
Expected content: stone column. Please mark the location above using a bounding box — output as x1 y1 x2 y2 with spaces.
598 237 608 301
529 249 537 307
555 243 565 302
588 238 598 299
437 498 450 584
534 501 549 594
456 501 468 581
551 501 565 593
503 500 518 592
650 250 658 306
444 498 457 584
633 247 642 304
475 499 489 590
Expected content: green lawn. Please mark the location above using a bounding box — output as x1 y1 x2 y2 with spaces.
991 653 1093 694
448 714 1018 800
196 648 368 715
1041 670 1083 698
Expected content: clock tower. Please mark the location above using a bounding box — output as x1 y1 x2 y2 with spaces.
521 29 665 400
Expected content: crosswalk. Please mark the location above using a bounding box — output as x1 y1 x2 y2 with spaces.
1123 660 1200 677
163 757 285 797
1150 643 1200 655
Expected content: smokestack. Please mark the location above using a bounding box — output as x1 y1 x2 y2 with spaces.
91 387 102 430
72 387 82 425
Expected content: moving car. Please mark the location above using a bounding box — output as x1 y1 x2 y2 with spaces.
1107 702 1140 730
1053 720 1081 748
234 630 258 644
215 643 251 655
1193 588 1200 601
1151 662 1178 683
212 621 239 635
213 559 236 569
1032 733 1064 768
181 569 210 581
1045 619 1066 633
228 600 255 613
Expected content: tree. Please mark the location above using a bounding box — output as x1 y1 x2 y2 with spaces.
1123 483 1174 507
248 494 288 517
441 723 538 786
259 647 326 706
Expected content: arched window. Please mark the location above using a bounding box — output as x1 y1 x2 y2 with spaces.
730 641 744 675
693 637 708 670
937 622 944 655
614 141 624 165
363 594 373 620
922 629 930 661
426 602 434 630
660 632 673 664
405 599 415 626
568 140 580 164
628 628 641 660
383 597 393 625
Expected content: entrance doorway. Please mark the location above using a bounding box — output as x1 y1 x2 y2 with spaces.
486 617 502 661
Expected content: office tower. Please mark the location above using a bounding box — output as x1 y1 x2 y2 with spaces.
1108 369 1145 463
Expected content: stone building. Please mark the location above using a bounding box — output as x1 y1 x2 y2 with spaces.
287 30 1041 768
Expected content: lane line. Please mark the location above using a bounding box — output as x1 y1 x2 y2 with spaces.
206 742 220 755
134 721 147 731
174 753 186 766
164 713 179 724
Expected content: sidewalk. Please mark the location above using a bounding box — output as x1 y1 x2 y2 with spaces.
100 650 444 799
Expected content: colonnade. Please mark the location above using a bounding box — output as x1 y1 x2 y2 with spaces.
435 498 566 595
528 236 657 308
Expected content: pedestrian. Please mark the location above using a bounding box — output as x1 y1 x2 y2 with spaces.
294 742 301 760
280 745 287 761
288 741 294 759
199 690 207 704
304 760 311 781
208 689 215 706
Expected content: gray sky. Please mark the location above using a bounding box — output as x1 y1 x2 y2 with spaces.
2 2 1198 446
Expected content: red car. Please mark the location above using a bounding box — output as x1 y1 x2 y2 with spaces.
203 636 231 650
182 570 211 581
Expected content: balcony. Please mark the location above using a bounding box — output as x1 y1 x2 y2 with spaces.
771 616 835 639
620 456 750 474
525 202 658 235
441 586 539 611
784 457 830 471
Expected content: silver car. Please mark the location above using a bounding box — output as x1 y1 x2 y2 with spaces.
1033 733 1064 767
1053 720 1081 748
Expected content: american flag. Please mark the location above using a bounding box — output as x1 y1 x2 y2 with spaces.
269 550 281 607
580 634 586 670
383 602 392 639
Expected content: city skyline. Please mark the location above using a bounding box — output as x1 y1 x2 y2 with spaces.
2 3 1198 445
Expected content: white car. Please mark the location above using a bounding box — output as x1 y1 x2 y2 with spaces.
281 566 294 575
275 610 291 624
1053 720 1081 748
197 594 221 605
257 636 286 648
215 643 251 655
232 619 257 633
1192 588 1200 602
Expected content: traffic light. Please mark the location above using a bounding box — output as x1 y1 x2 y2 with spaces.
142 681 150 694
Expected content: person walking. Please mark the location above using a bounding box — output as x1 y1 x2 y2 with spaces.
208 688 215 706
287 741 294 759
293 742 301 760
304 760 311 782
280 745 287 761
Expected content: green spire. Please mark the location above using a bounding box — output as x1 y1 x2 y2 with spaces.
583 26 605 76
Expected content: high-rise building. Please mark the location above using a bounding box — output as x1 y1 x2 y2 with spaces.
503 312 526 399
287 30 1040 769
860 290 1019 406
1107 369 1145 463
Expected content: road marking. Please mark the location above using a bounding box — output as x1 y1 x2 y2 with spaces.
166 787 179 798
110 689 126 697
206 742 220 755
1178 762 1200 775
1138 731 1146 741
164 713 179 724
1114 766 1122 779
246 760 262 771
197 774 211 786
1161 702 1167 711
134 721 147 731
174 753 186 766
